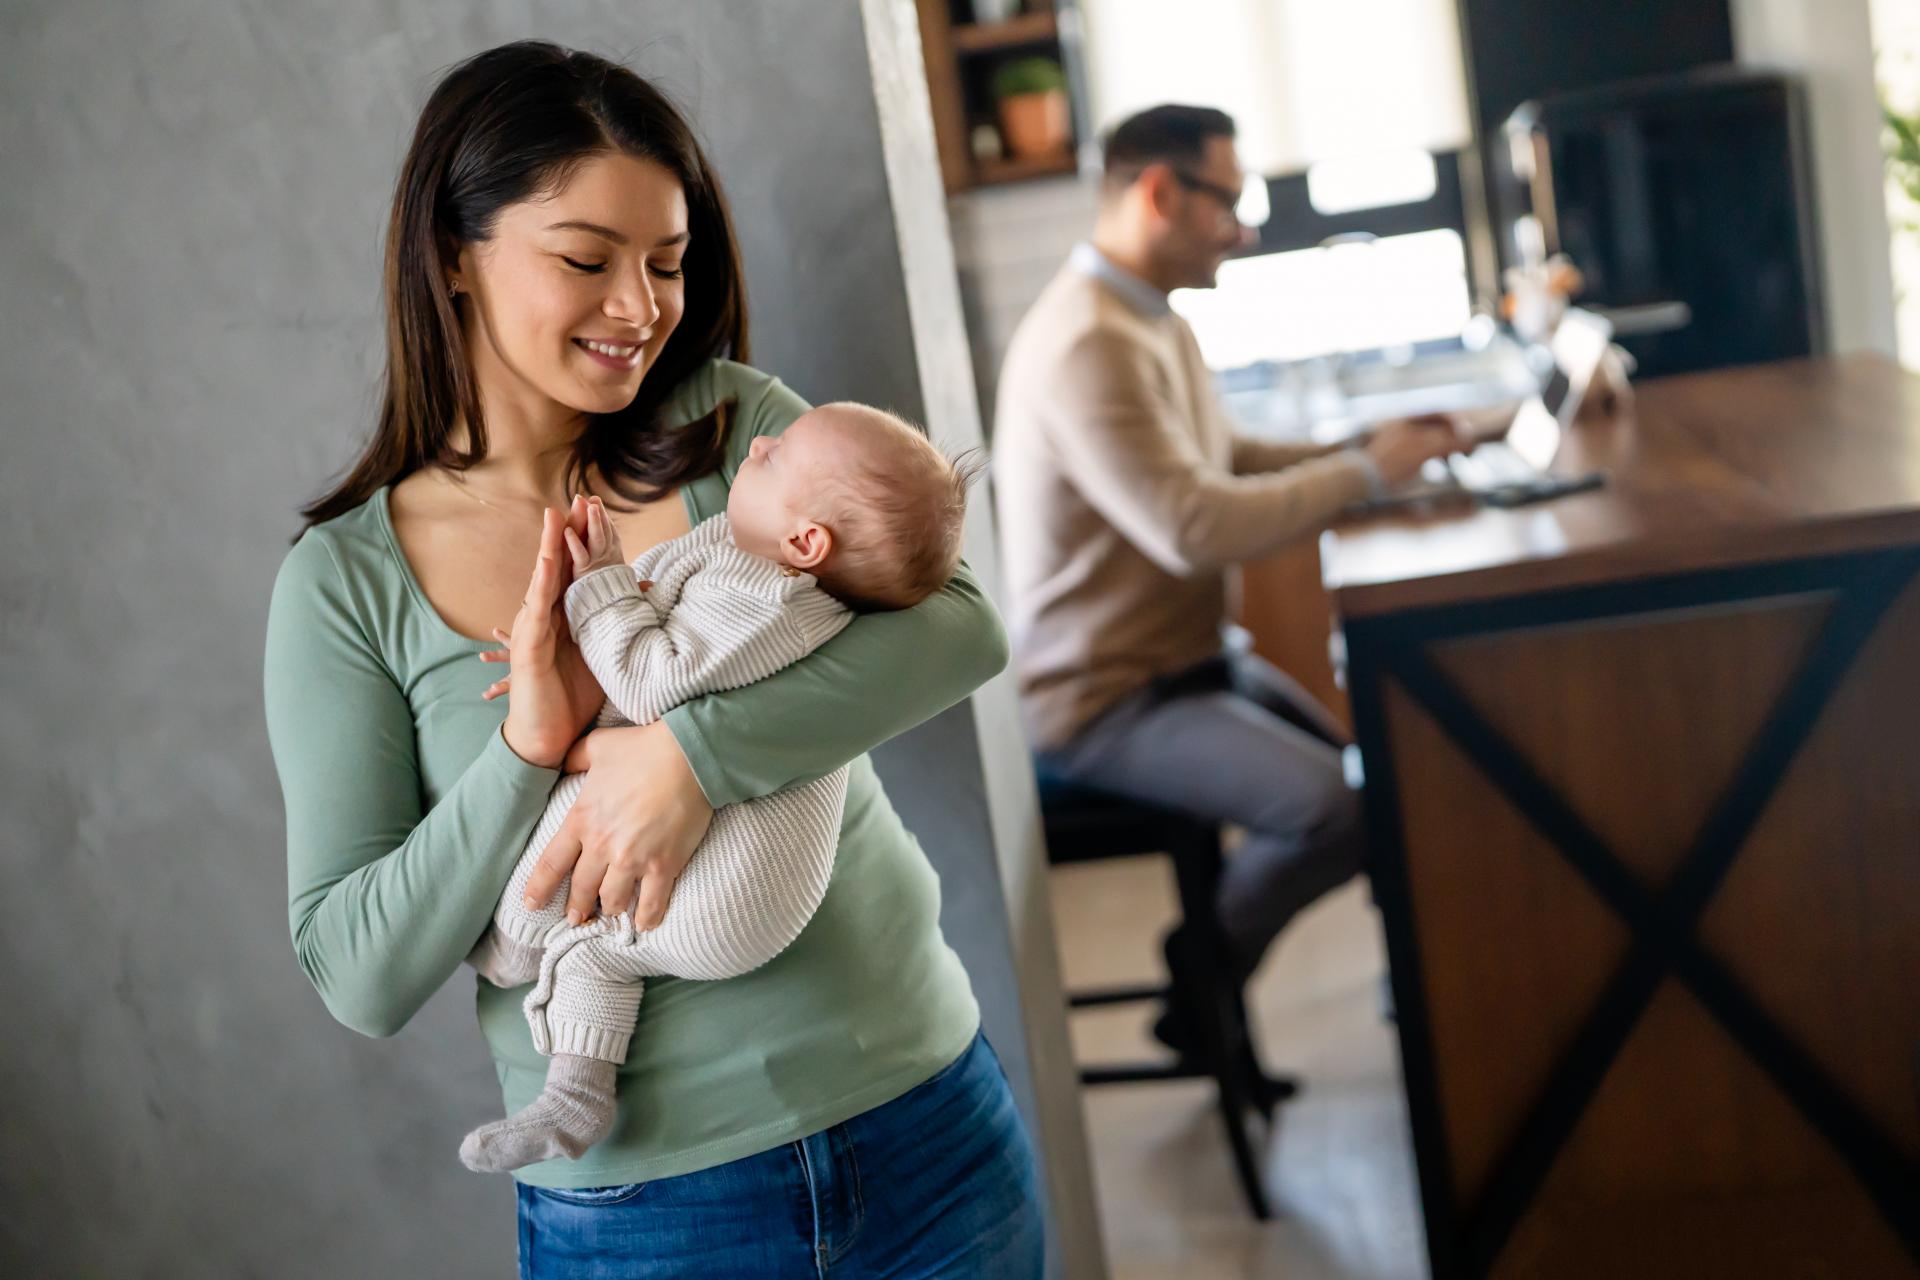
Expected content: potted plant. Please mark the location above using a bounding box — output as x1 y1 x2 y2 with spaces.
993 56 1070 160
1885 95 1919 364
1886 99 1919 230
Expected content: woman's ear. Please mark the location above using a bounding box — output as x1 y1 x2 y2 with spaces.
784 521 833 571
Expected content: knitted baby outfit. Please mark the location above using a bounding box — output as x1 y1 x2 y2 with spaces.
459 513 853 1173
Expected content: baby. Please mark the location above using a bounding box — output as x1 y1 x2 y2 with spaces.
459 402 980 1174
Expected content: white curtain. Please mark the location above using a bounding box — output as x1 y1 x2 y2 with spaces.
1078 0 1473 174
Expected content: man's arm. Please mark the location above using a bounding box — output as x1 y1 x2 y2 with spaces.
1232 434 1389 499
1050 332 1376 575
1229 435 1340 475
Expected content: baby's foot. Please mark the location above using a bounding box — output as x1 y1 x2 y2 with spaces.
458 1054 618 1173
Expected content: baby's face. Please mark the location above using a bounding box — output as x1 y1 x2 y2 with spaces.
726 408 855 564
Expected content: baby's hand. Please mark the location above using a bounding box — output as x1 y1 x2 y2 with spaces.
564 496 628 576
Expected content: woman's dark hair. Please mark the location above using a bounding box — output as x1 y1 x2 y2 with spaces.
297 41 749 535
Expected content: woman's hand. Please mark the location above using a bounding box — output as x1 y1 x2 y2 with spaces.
522 721 715 928
486 504 606 769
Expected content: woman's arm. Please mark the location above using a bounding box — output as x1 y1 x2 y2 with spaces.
664 562 1006 808
661 373 1010 809
264 531 560 1038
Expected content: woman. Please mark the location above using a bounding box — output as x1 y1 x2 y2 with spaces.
263 41 1044 1277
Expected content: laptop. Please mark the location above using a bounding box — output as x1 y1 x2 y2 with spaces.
1441 308 1613 506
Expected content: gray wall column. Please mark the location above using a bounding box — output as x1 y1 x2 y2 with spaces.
859 1 1106 1276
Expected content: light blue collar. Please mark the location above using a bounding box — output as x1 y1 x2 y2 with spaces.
1069 242 1172 318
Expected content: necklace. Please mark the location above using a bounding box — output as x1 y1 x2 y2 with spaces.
433 466 590 519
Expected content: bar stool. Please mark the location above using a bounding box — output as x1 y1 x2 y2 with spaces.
1037 771 1294 1219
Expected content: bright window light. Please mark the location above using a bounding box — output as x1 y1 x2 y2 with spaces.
1306 150 1438 215
1237 173 1271 227
1172 228 1471 369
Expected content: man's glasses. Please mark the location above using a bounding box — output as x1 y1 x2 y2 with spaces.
1170 170 1251 225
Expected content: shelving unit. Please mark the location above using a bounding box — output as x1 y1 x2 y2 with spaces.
975 151 1079 184
950 11 1057 53
915 1 1086 193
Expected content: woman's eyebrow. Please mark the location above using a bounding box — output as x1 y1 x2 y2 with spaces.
545 220 628 245
544 222 689 250
544 223 688 251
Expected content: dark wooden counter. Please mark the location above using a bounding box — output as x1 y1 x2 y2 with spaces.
1324 354 1920 616
1324 355 1920 1279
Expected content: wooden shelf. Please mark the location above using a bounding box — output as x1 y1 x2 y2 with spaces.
951 12 1058 54
917 0 1081 193
974 150 1078 186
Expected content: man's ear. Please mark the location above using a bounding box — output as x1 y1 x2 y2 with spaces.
1138 162 1179 222
784 521 833 571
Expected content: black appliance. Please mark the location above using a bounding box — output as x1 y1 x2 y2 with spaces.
1503 67 1824 378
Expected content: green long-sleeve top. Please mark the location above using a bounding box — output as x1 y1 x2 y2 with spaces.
263 360 1004 1188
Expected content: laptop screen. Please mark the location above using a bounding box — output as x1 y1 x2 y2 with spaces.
1548 308 1614 429
1540 363 1574 422
1505 308 1614 470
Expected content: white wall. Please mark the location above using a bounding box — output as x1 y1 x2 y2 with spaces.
1870 0 1920 369
1732 0 1900 356
949 176 1101 433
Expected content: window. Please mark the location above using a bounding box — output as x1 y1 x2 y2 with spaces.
1080 0 1479 366
1172 229 1472 369
1080 0 1470 174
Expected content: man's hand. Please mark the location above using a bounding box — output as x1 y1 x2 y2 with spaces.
1364 414 1468 489
563 495 629 577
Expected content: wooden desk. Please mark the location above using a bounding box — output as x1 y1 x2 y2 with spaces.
1323 355 1920 1279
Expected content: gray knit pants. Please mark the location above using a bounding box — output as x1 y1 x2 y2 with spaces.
1035 649 1364 974
473 766 848 1065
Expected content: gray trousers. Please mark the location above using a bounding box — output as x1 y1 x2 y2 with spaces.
1036 650 1365 974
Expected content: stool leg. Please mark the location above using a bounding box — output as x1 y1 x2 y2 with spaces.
1217 1026 1275 1220
1232 991 1279 1123
1169 840 1275 1221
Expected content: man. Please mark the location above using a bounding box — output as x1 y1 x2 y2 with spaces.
992 104 1460 1052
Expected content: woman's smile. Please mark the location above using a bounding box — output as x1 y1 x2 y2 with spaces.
574 336 646 371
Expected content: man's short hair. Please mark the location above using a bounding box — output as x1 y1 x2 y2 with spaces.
1101 104 1236 193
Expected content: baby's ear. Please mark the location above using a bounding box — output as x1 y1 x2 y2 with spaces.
784 521 833 570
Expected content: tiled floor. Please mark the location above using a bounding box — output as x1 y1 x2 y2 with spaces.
1049 860 1429 1279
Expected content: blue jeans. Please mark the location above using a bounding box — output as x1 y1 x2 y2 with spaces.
515 1031 1046 1278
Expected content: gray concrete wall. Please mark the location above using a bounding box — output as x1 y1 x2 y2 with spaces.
0 1 1073 1274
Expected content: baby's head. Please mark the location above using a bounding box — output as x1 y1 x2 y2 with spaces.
727 402 980 611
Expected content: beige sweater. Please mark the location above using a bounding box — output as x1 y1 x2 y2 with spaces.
992 263 1376 750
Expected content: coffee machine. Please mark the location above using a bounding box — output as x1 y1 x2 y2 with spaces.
1502 67 1824 379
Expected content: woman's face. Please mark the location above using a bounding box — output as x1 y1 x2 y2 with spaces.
454 151 689 422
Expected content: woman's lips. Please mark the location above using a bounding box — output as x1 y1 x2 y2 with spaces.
574 337 643 371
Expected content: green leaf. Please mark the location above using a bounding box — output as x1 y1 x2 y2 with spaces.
992 57 1067 100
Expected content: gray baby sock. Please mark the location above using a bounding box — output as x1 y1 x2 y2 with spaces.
459 1053 619 1174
